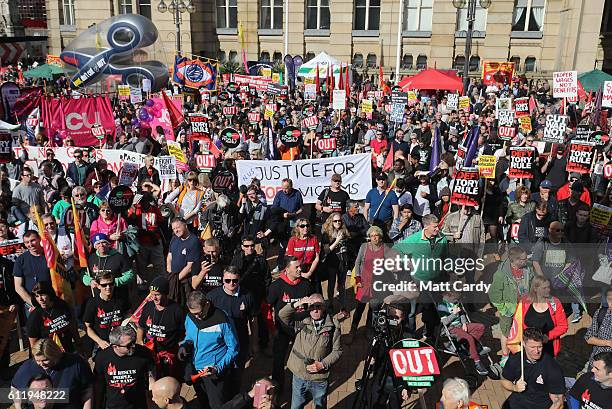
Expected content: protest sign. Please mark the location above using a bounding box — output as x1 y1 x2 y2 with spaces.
157 156 176 180
514 97 530 117
509 147 535 179
374 91 383 100
0 132 11 163
247 111 261 124
603 81 612 108
117 85 130 100
195 154 216 171
575 124 594 141
236 153 372 204
455 145 467 171
212 168 236 194
496 98 512 113
267 83 282 96
219 127 241 149
567 141 596 174
226 82 239 94
302 115 319 130
189 114 209 137
553 71 578 99
477 155 496 179
543 114 567 144
91 126 105 140
0 239 24 262
361 99 373 114
407 91 417 105
391 92 408 106
118 161 139 186
317 138 337 152
167 141 186 163
333 89 346 110
447 94 458 110
458 96 470 110
604 163 612 179
590 203 612 231
108 185 135 213
302 104 316 117
129 87 142 104
142 78 151 93
389 339 440 388
279 126 302 148
498 126 516 141
217 91 230 102
451 167 480 207
304 84 317 101
591 131 611 150
222 106 238 117
391 104 404 123
498 110 515 127
518 116 532 134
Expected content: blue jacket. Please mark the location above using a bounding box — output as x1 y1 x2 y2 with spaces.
181 307 239 373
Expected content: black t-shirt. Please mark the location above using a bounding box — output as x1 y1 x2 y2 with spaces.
137 300 185 350
26 298 75 352
547 157 568 189
524 306 555 356
94 345 155 409
410 145 432 171
502 352 565 409
569 372 612 409
12 354 93 409
192 263 224 294
317 188 350 222
207 286 258 350
88 252 132 302
267 276 313 334
83 296 129 342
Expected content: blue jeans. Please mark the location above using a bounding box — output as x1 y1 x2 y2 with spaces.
291 375 328 409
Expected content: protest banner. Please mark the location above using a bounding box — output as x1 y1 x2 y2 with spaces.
333 89 346 110
389 339 440 388
236 153 372 204
514 97 530 117
553 71 578 99
189 114 209 137
317 138 337 152
117 85 130 100
590 203 612 231
482 61 515 85
509 147 535 179
118 161 139 186
518 116 532 134
567 141 596 174
477 155 496 179
149 95 183 139
575 124 594 141
157 156 176 180
447 94 458 110
195 154 216 171
543 114 567 144
451 167 480 207
498 109 515 127
225 74 273 91
130 87 143 104
603 81 612 108
302 115 319 130
218 127 241 148
458 96 470 110
498 126 516 141
361 99 373 114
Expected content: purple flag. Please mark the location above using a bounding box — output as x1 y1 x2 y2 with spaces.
464 126 480 168
429 126 441 174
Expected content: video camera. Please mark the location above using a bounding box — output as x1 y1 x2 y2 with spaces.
371 305 401 338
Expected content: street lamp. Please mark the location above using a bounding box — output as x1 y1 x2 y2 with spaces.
158 0 196 53
453 0 491 95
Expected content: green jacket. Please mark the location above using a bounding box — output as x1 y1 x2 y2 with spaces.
489 258 534 317
81 249 134 287
393 230 448 282
505 201 535 225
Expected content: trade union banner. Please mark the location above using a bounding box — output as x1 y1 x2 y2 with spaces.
236 153 372 204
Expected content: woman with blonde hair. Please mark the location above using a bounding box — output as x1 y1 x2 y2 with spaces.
518 275 568 357
285 217 320 284
321 212 352 318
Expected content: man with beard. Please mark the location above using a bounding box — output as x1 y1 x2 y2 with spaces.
61 186 99 236
137 276 185 378
94 326 156 409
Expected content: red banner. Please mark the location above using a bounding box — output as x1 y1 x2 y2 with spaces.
41 96 115 146
481 62 515 86
223 74 272 91
509 147 535 179
451 167 480 207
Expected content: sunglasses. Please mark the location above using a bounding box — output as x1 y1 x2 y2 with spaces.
309 303 324 311
224 279 239 284
242 243 255 248
99 282 115 288
299 224 310 228
100 209 112 213
114 341 135 349
333 220 342 223
74 155 82 159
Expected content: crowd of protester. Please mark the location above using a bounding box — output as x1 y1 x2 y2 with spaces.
0 70 611 409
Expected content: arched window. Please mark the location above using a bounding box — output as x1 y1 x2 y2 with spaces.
218 51 227 63
260 52 270 61
229 51 238 63
353 53 364 68
401 54 413 69
273 52 283 63
510 55 521 71
525 56 536 72
453 55 465 71
469 56 480 72
305 52 315 62
416 55 427 70
366 53 377 68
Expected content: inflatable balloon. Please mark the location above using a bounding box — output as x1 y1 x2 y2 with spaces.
59 13 169 92
152 108 161 118
139 121 151 129
138 109 149 121
153 101 163 111
131 118 139 126
145 99 154 107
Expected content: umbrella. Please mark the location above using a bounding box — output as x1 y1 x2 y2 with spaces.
577 69 612 93
23 64 65 80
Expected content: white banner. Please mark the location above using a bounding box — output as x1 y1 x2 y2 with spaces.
236 153 372 204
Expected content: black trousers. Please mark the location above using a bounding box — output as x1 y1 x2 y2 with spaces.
194 375 227 409
271 329 293 392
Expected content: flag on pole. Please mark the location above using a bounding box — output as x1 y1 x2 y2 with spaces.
33 206 73 305
429 127 441 174
338 65 344 91
162 91 185 129
382 144 395 172
315 63 320 93
507 301 523 354
464 126 480 168
345 63 350 97
71 198 88 269
379 65 391 95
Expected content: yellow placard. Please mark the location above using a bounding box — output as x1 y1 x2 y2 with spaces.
117 85 130 98
264 108 274 120
477 155 497 179
361 99 373 113
590 204 612 228
167 141 186 163
262 68 272 78
46 55 62 66
519 116 532 133
407 91 417 102
459 96 470 110
304 77 314 85
272 72 280 84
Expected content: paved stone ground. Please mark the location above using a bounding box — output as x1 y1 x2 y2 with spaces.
3 259 596 409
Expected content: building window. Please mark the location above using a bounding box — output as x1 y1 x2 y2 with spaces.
512 0 545 32
305 52 315 62
416 55 427 70
273 52 283 63
119 0 132 14
138 0 151 19
353 53 364 68
260 0 283 30
219 51 227 62
525 56 536 72
229 51 239 63
401 54 413 69
404 0 432 32
306 0 330 30
510 55 521 71
260 52 270 61
469 56 480 71
366 53 377 68
354 0 380 31
217 0 237 29
18 0 48 21
61 0 75 25
453 55 465 71
457 3 488 32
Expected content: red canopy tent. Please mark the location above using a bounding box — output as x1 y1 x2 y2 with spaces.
398 68 463 93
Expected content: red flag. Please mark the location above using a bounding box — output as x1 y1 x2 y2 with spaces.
382 144 395 172
529 95 537 114
71 198 88 269
315 63 320 93
162 91 185 129
331 65 336 90
379 66 391 95
345 64 350 96
326 65 330 92
338 65 344 91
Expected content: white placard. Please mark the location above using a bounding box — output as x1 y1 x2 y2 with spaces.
157 156 177 180
236 153 372 204
332 89 346 110
553 71 578 99
447 93 458 110
603 81 612 108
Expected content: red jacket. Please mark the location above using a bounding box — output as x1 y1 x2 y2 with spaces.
521 296 568 357
556 183 591 205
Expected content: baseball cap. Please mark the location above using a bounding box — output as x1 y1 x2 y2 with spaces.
376 173 388 181
540 180 553 189
149 276 170 295
571 180 584 192
92 233 110 246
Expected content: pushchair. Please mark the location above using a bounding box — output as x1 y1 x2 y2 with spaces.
433 300 503 388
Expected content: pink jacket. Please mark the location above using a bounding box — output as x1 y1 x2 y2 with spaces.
90 215 127 247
